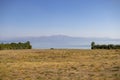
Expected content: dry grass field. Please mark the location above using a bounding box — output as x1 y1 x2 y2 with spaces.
0 49 120 80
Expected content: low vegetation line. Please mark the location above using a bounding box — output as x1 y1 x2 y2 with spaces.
91 42 120 49
0 41 32 50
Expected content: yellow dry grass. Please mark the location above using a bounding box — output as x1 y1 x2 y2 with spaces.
0 49 120 80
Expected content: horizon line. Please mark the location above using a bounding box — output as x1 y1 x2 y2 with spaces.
0 34 120 40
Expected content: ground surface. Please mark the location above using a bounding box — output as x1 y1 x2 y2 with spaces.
0 49 120 80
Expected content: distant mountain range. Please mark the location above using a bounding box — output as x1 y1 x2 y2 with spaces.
0 35 120 49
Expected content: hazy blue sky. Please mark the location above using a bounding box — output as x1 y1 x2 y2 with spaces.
0 0 120 39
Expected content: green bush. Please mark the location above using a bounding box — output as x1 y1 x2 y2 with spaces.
91 42 120 49
0 41 32 50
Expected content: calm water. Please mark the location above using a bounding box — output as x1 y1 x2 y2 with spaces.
31 42 91 49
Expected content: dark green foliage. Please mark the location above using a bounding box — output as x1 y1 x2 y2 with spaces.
50 48 54 50
0 41 32 50
91 42 95 49
91 42 120 49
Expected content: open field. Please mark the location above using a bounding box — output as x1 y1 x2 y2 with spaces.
0 49 120 80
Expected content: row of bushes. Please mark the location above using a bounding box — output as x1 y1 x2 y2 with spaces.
0 41 32 50
91 42 120 49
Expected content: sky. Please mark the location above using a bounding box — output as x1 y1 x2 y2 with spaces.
0 0 120 39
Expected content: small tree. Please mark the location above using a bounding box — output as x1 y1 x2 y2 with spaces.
26 41 32 49
91 42 95 49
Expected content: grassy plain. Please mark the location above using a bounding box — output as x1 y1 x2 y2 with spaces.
0 49 120 80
